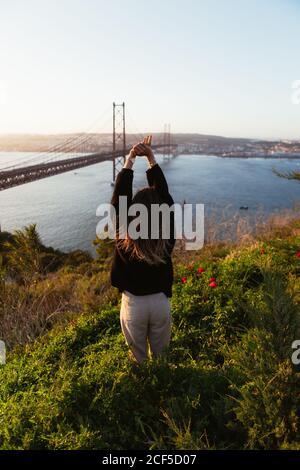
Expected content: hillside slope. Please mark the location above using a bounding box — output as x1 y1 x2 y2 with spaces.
0 233 300 450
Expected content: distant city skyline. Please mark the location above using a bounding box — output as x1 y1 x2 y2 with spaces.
0 0 300 140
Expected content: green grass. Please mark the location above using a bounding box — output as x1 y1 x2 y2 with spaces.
0 229 300 449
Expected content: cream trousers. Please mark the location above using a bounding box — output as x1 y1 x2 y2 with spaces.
120 290 171 363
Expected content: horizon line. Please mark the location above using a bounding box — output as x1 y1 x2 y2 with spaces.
0 131 297 143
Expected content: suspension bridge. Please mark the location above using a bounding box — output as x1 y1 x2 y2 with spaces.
0 103 177 191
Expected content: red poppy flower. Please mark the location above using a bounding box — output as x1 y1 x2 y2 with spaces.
209 277 216 282
295 252 300 258
197 267 205 273
181 277 187 284
209 281 217 288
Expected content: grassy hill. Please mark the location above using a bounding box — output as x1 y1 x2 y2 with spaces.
0 223 300 449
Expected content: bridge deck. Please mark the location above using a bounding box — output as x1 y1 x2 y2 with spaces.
0 152 116 191
0 145 176 191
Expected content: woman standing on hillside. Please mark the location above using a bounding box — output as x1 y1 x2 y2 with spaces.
110 136 175 364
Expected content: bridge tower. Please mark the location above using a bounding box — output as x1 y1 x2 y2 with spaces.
163 123 171 161
112 102 126 183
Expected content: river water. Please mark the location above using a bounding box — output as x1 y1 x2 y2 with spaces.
1 152 300 253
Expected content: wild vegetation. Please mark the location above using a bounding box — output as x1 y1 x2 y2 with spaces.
0 219 300 449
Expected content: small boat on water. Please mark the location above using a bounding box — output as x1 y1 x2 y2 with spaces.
239 206 249 210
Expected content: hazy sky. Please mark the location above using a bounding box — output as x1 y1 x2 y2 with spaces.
0 0 300 139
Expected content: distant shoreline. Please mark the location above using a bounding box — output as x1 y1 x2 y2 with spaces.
191 152 300 159
1 132 300 158
2 150 300 160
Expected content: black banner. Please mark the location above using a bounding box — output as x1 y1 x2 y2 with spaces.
0 450 299 467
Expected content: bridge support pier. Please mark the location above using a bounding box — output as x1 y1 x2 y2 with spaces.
112 102 126 184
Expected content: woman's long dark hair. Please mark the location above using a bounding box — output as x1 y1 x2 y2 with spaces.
117 187 170 265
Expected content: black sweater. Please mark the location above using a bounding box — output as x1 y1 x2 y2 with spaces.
110 164 175 297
